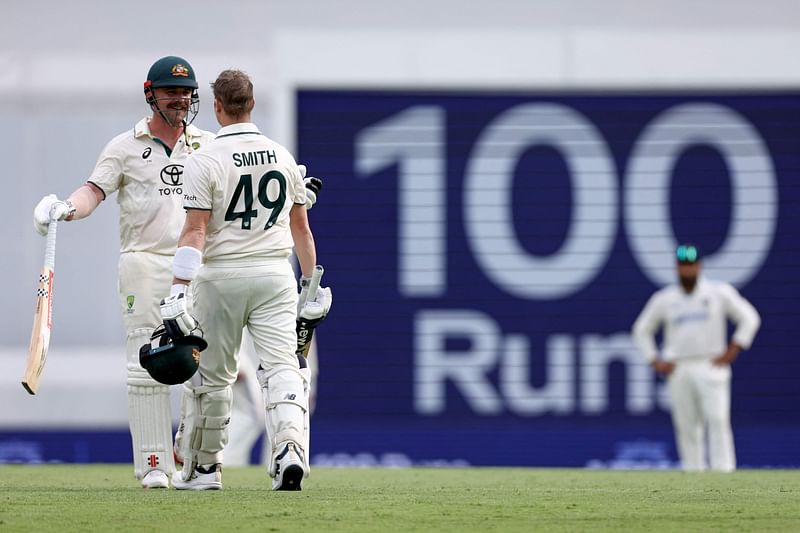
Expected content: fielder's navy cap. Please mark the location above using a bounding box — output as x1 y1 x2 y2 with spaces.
676 244 700 264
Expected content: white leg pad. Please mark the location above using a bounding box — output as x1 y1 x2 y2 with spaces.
257 366 308 477
299 366 312 460
127 328 175 479
177 381 232 477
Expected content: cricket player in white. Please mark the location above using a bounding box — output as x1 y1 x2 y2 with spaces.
32 57 322 489
161 69 330 491
33 56 215 489
632 244 761 472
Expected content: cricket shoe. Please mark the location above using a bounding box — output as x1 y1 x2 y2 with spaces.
172 464 222 491
141 469 169 489
272 442 306 491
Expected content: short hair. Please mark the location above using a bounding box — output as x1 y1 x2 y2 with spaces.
211 69 254 118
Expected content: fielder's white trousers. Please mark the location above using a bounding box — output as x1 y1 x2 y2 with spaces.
667 358 735 472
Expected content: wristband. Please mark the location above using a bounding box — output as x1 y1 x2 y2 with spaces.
173 246 202 281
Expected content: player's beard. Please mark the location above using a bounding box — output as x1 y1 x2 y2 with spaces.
679 274 698 293
161 105 188 128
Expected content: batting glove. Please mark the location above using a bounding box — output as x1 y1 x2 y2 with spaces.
298 286 332 325
33 194 75 236
160 292 198 339
299 164 323 210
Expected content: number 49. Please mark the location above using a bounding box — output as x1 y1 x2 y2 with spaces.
225 171 287 230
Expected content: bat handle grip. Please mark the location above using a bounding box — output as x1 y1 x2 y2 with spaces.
305 265 324 304
298 265 323 312
44 220 57 270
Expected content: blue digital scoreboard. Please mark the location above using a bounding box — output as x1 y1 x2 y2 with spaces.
297 90 799 468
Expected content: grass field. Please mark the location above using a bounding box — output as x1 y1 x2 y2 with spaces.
1 465 798 532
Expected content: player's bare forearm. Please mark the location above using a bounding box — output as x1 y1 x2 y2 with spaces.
178 209 210 250
172 209 209 286
66 184 104 220
290 204 316 277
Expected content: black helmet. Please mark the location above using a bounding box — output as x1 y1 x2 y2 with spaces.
139 324 207 385
143 56 200 127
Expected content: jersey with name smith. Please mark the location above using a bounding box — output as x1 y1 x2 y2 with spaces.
182 122 306 261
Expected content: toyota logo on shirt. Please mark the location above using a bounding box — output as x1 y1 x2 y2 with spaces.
160 164 184 186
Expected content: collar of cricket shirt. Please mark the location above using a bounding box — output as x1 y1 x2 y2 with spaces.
133 117 205 140
134 117 152 138
215 122 262 138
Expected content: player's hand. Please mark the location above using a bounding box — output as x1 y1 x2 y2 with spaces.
712 344 741 367
33 194 74 236
299 164 323 210
160 292 198 339
298 286 332 327
651 360 675 375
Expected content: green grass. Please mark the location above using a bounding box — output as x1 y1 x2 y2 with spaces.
1 466 798 532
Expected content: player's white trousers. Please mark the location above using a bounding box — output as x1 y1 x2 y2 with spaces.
178 257 306 469
118 251 176 478
667 358 735 472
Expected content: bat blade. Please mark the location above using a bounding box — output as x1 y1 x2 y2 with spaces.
23 220 57 395
22 266 54 395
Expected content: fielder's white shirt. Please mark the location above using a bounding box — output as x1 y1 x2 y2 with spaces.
89 117 216 255
632 277 761 363
182 123 306 261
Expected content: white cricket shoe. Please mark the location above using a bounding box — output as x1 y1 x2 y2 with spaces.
141 470 169 489
272 442 306 491
172 464 223 491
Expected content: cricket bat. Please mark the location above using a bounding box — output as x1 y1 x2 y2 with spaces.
22 220 58 395
296 265 324 359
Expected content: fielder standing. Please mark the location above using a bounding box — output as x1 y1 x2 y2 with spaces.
160 69 331 490
632 244 761 472
31 56 322 488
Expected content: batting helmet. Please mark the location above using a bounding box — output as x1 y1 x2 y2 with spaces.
144 56 200 127
145 56 198 90
139 324 207 385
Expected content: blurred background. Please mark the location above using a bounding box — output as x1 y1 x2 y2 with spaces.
1 0 798 468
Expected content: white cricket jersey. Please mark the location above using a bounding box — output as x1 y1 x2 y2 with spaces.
88 117 216 255
182 123 306 261
632 277 761 363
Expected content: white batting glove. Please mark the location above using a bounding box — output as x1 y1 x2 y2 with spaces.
160 292 198 339
299 286 332 323
299 164 323 210
33 194 74 236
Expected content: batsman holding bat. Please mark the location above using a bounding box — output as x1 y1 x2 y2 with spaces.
161 69 331 491
632 244 761 472
161 70 331 490
31 56 324 489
